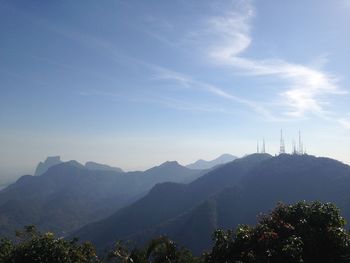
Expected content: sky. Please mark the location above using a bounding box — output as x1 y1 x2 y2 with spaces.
0 0 350 181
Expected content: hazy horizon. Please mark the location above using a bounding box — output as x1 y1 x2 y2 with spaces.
1 0 349 182
1 149 349 187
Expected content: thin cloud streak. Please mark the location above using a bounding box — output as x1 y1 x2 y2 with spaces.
338 119 350 129
14 2 275 120
79 88 229 114
21 0 347 125
152 66 277 120
203 0 345 119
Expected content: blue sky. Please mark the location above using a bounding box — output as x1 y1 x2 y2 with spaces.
1 0 349 180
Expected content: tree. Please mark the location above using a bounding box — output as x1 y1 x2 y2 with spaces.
108 236 200 263
0 225 100 263
107 240 147 263
2 201 350 263
205 201 350 263
0 237 14 262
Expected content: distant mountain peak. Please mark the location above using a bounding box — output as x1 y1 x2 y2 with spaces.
46 156 61 162
85 161 124 173
39 160 85 176
240 153 272 160
38 160 86 177
186 154 237 170
34 156 63 176
145 161 183 173
218 153 235 158
63 160 84 168
73 153 350 255
159 161 180 167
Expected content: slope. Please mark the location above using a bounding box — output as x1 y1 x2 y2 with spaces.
0 160 205 238
72 154 271 249
74 154 350 254
186 154 237 170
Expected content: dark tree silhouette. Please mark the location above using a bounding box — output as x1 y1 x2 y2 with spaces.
108 236 199 263
1 201 350 263
0 225 100 263
205 201 350 263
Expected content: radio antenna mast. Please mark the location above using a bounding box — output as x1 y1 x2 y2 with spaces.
279 129 285 154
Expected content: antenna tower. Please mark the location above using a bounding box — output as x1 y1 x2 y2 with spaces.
261 138 266 153
279 129 285 154
298 130 303 155
292 140 297 155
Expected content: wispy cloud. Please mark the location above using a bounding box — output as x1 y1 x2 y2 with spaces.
154 97 228 113
21 0 346 125
338 118 350 129
207 1 253 60
152 66 277 120
79 88 229 114
197 0 346 119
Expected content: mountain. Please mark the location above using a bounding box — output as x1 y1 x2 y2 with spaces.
142 161 201 184
0 160 206 238
0 180 12 191
74 154 350 254
72 153 271 251
34 156 62 176
85 161 124 173
186 154 237 170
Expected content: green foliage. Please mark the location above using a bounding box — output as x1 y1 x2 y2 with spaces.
107 241 145 263
205 201 350 263
0 225 100 263
0 237 14 262
108 236 200 263
2 201 350 263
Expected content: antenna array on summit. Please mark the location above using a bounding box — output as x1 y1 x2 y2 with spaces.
256 130 307 156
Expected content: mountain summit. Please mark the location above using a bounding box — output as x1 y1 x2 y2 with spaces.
186 153 237 170
0 159 207 238
85 162 124 173
34 156 62 176
73 154 350 254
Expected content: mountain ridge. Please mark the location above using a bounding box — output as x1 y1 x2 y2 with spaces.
0 160 207 238
73 154 350 254
34 156 63 176
85 161 124 173
186 153 237 170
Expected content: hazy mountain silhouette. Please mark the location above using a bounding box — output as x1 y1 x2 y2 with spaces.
72 154 271 250
34 156 62 176
73 154 350 254
0 160 206 238
142 161 201 184
85 161 124 173
186 154 237 170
